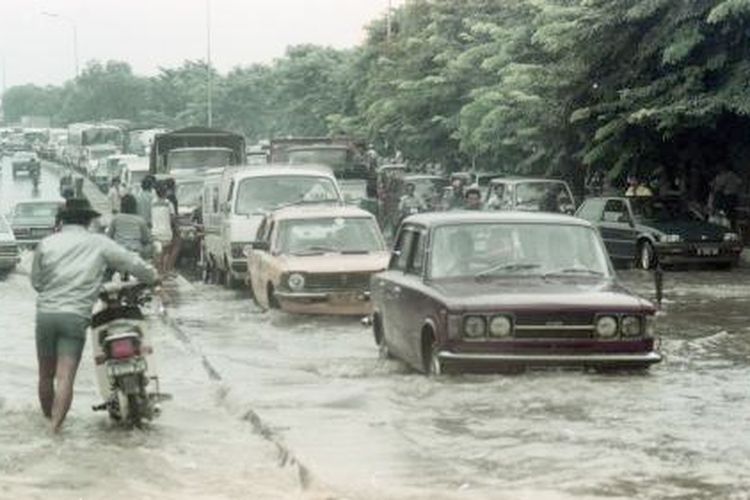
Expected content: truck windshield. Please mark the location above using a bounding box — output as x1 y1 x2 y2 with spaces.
176 181 204 208
288 148 348 168
168 149 233 170
235 176 339 215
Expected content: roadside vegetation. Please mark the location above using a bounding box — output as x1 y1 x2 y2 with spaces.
4 0 750 187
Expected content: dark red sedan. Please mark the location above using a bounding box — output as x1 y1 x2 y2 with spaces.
369 211 662 374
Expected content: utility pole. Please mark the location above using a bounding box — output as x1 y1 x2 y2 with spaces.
41 12 79 79
206 0 213 127
386 0 392 42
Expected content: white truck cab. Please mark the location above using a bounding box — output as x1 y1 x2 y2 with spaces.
202 165 343 288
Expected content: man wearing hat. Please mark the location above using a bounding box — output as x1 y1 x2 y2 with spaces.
31 198 158 433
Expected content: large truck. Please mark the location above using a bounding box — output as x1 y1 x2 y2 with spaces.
269 136 376 207
149 127 246 175
67 123 124 171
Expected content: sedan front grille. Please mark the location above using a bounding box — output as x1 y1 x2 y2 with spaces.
304 272 372 292
513 311 595 339
0 245 18 257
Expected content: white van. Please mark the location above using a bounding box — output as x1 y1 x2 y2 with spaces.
120 157 150 195
202 165 343 288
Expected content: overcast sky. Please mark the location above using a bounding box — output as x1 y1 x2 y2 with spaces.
0 0 397 89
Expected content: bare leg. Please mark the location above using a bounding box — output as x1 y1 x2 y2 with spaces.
51 355 81 433
37 355 57 418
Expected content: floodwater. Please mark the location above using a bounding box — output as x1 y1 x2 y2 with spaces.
1 158 750 499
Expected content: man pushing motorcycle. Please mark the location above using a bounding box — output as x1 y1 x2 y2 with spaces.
31 198 158 432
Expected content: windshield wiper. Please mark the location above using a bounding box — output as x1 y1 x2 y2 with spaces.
475 262 541 278
340 249 370 254
543 268 604 278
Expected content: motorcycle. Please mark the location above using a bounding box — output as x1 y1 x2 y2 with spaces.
90 280 162 426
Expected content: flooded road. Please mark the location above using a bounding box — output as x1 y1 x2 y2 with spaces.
2 158 750 499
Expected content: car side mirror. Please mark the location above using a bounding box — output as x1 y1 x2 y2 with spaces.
251 241 269 252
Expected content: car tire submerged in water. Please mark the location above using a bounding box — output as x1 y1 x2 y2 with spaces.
638 240 656 270
372 315 392 359
421 330 442 376
267 284 280 309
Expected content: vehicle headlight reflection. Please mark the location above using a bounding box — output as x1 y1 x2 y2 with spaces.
463 316 486 338
287 273 305 291
621 316 642 337
596 316 618 338
489 316 512 338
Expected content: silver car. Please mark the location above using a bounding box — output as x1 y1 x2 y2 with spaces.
0 215 20 272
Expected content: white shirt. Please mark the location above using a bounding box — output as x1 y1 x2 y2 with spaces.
151 197 175 242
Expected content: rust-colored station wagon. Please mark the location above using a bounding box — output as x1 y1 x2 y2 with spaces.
247 205 389 315
369 212 662 374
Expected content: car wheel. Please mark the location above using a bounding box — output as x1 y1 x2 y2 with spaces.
222 257 237 289
372 315 392 359
638 240 655 270
421 330 441 376
267 283 280 309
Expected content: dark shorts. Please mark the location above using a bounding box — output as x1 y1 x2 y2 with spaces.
35 312 90 360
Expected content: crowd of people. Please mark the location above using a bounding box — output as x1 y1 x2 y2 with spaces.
102 175 181 276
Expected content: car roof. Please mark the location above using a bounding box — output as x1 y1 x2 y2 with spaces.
489 177 568 184
15 199 64 206
405 210 592 228
270 204 374 221
224 164 336 180
405 174 445 181
170 146 233 152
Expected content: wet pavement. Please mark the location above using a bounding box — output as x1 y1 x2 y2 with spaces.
2 158 750 499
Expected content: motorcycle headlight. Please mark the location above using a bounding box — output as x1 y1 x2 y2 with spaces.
463 316 486 338
489 315 512 338
596 316 618 338
661 234 681 243
724 232 740 242
621 316 642 337
287 273 305 291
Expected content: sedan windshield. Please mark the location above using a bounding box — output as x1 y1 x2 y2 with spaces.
631 198 701 222
235 176 339 215
515 182 573 210
278 217 384 254
430 223 610 279
14 203 60 219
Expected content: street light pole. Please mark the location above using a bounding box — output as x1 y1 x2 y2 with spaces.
41 12 79 79
206 0 213 127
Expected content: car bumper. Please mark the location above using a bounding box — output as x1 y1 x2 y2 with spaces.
656 243 741 265
229 260 247 277
275 290 373 316
438 350 661 368
0 256 20 269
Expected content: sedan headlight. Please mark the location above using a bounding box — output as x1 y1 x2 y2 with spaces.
489 315 512 338
621 316 642 337
595 316 618 338
463 316 487 338
661 234 681 243
724 232 740 242
287 273 305 291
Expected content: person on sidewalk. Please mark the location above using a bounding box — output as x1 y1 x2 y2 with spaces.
151 184 176 275
31 198 157 432
107 177 122 215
